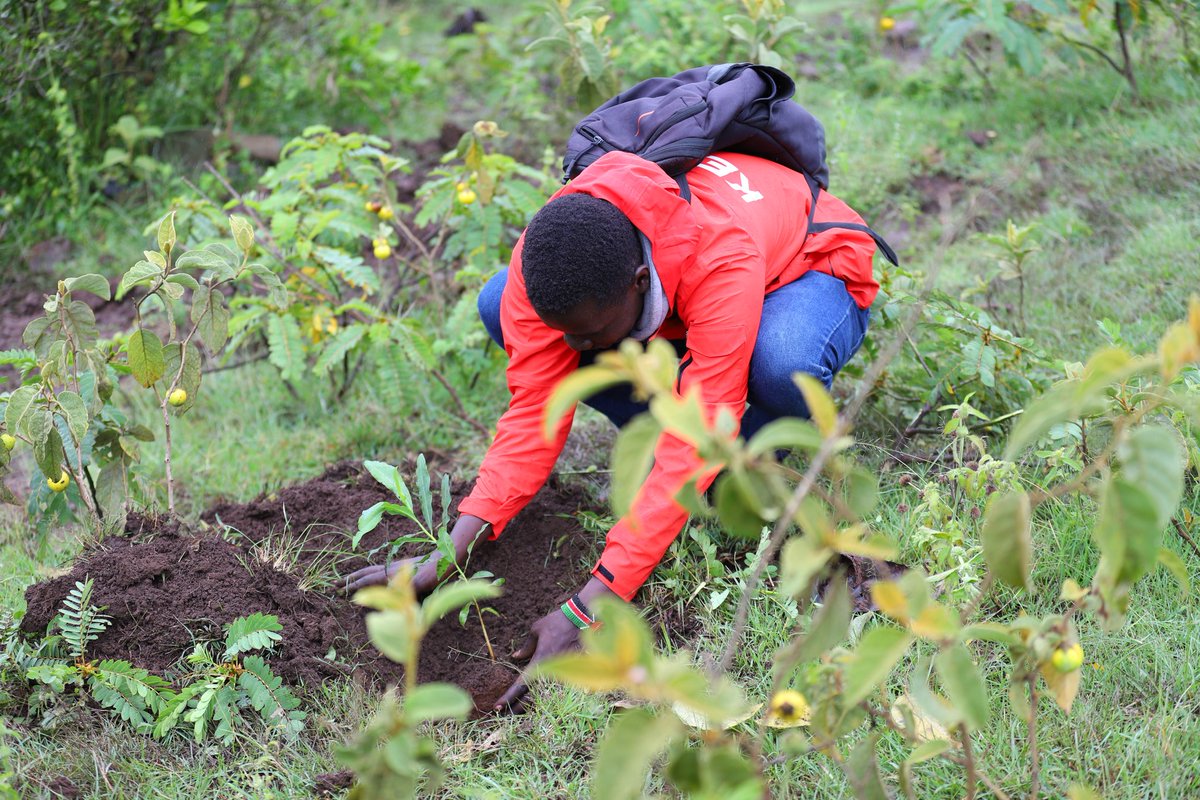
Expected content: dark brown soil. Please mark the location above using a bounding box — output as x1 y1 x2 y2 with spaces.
21 462 595 712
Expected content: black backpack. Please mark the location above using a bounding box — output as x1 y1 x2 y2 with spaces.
562 63 898 266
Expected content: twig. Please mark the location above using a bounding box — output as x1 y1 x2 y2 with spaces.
1027 674 1040 800
1171 516 1200 561
430 368 490 438
202 352 269 375
962 723 977 800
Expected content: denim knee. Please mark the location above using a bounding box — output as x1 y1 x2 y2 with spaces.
477 268 508 349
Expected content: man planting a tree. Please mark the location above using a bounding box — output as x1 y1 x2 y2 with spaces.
345 64 892 712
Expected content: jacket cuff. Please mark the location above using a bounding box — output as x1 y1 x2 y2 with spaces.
456 497 506 539
591 555 643 601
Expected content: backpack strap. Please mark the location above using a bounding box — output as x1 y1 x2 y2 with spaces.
673 173 692 202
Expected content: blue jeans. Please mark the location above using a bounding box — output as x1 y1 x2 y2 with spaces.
477 268 870 438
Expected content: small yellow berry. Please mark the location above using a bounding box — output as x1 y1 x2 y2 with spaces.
48 470 70 492
365 200 382 213
455 181 469 192
237 74 252 89
1 434 15 452
374 243 392 260
1051 642 1084 673
168 388 188 407
377 206 395 220
457 189 477 205
879 16 896 31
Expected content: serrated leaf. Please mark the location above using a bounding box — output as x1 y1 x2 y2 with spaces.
127 329 165 387
266 315 305 383
313 325 367 376
980 490 1032 590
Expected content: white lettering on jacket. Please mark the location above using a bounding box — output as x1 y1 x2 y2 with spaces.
695 155 764 203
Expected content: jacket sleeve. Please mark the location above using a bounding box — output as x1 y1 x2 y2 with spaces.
457 241 580 535
592 241 765 600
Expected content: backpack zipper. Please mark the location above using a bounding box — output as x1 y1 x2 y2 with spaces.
641 102 707 150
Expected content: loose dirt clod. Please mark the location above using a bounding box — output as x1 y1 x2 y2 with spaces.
21 463 595 712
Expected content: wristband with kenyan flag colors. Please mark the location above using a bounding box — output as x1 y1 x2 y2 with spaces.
560 594 599 630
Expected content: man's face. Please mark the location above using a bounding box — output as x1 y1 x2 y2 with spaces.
540 265 650 353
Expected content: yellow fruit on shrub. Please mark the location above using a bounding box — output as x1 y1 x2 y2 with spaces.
374 243 392 259
168 388 188 407
378 206 395 220
48 471 70 492
1051 642 1084 673
457 189 477 205
879 16 896 31
1 434 14 451
365 200 382 213
766 689 809 724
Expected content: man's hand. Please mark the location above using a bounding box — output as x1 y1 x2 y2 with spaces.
341 515 491 595
495 576 618 713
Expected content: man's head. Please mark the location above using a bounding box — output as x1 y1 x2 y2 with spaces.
522 194 650 352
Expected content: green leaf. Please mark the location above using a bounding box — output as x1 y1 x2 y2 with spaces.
117 261 162 298
794 374 837 436
266 315 305 383
159 343 202 411
714 472 768 539
746 418 822 456
6 385 40 438
591 708 682 800
842 626 913 709
32 411 63 480
313 325 367 376
535 652 626 692
544 367 624 439
127 329 165 387
844 733 891 800
191 285 230 353
934 643 989 732
421 579 502 627
363 460 414 511
403 682 472 723
1157 548 1190 598
779 533 832 598
175 244 241 281
223 613 284 658
62 301 98 349
610 413 660 518
792 573 851 665
980 490 1033 590
366 610 417 665
1117 425 1185 531
230 215 255 253
63 274 111 300
158 212 177 254
165 272 200 290
56 390 89 445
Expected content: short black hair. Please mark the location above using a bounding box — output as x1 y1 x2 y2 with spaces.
521 194 641 318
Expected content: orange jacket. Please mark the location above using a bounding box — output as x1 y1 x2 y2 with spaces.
458 151 879 599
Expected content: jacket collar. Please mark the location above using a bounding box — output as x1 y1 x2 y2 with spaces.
556 151 700 306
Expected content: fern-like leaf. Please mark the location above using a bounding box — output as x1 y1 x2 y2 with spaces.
223 613 284 659
153 680 209 739
186 679 224 742
0 349 36 371
312 325 367 377
56 579 112 659
212 684 239 746
90 660 172 734
239 655 305 736
266 314 305 383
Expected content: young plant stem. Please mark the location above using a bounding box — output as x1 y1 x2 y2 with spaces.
1171 516 1200 560
962 723 977 800
1027 673 1040 800
474 603 496 660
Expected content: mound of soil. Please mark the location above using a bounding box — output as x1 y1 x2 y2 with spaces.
21 462 595 712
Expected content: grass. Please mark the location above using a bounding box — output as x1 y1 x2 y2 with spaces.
3 2 1200 798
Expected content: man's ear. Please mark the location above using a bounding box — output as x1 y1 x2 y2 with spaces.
633 264 651 294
